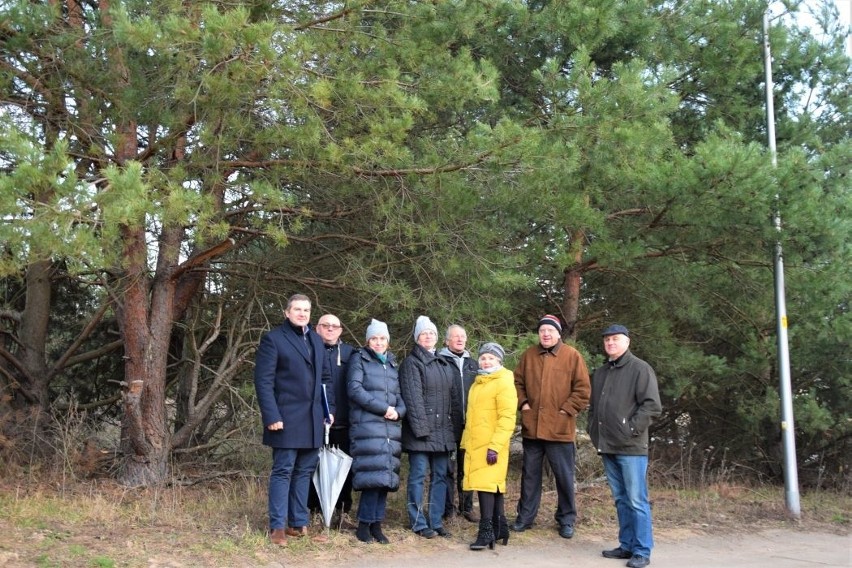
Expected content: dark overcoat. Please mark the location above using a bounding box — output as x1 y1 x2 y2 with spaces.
326 341 356 429
254 322 334 449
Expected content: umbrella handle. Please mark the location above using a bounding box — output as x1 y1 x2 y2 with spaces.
324 422 330 446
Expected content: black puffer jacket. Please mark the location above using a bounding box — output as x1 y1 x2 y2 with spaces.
399 344 462 453
347 348 406 491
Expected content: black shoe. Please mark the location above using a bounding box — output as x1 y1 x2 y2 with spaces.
369 522 390 544
493 514 509 546
469 519 495 551
415 528 437 539
434 527 452 538
355 521 373 543
510 520 532 532
558 524 575 539
626 555 650 568
602 547 633 559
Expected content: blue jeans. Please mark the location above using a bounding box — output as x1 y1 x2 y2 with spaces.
268 447 320 530
602 454 654 558
406 451 450 532
357 488 388 523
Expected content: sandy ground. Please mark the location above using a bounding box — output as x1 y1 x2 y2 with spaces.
342 528 852 568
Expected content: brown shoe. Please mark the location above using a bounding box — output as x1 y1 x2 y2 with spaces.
286 526 328 543
269 528 288 546
285 526 308 538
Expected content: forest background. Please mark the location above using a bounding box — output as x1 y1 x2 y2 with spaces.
0 0 849 506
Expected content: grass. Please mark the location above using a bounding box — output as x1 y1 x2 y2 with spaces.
0 469 848 568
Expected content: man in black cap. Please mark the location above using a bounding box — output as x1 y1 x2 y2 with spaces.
589 325 662 568
512 314 590 539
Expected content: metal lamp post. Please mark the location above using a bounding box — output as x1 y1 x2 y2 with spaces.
763 8 801 518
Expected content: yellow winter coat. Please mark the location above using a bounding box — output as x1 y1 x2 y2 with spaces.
460 367 518 493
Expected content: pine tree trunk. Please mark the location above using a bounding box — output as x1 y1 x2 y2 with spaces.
114 217 189 486
15 259 53 409
562 267 581 340
561 226 586 340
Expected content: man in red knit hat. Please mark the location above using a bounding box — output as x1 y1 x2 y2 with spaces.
511 315 591 540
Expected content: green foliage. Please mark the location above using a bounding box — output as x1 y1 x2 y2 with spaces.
0 0 847 487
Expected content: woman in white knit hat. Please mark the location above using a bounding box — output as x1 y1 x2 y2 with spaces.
347 319 406 544
399 315 462 539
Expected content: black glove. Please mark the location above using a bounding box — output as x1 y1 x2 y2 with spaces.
486 449 498 465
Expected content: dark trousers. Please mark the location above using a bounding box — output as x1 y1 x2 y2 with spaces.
445 445 474 516
308 427 353 513
515 439 577 527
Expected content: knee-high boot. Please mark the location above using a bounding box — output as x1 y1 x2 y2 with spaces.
469 519 495 551
492 510 509 546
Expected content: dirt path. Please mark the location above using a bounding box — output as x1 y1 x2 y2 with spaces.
0 522 848 567
341 528 851 568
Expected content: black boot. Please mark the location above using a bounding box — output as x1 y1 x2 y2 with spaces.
495 514 509 545
461 491 478 522
469 519 495 551
369 521 390 544
356 521 373 543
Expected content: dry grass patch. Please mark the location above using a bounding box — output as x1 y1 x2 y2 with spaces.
0 474 848 567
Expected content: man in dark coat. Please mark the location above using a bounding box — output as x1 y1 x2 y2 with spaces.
589 324 661 568
307 313 356 517
254 294 334 546
438 324 479 522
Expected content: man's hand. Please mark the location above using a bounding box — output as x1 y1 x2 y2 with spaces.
267 421 284 431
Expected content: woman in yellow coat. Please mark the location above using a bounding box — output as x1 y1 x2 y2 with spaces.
461 342 518 550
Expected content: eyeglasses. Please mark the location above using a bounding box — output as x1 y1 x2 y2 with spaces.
318 323 342 329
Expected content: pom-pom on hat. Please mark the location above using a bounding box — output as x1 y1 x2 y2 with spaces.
366 318 390 341
478 342 505 362
537 314 563 334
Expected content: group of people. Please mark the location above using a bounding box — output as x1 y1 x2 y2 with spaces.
254 293 661 568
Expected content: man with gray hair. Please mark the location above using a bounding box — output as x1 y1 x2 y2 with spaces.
590 324 661 568
439 324 479 522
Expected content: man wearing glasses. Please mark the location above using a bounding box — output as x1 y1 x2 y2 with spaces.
308 314 356 517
